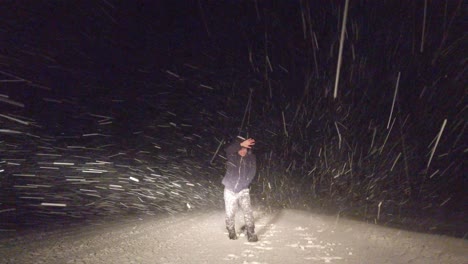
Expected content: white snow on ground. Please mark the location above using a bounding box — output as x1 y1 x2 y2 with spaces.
0 209 466 264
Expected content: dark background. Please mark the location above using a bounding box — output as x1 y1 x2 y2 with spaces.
0 1 466 238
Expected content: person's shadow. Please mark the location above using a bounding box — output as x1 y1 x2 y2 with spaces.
239 209 284 237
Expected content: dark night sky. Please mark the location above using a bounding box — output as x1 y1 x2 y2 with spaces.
1 1 460 145
1 0 465 163
1 1 464 93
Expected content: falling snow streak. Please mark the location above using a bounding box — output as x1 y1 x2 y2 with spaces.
333 0 350 99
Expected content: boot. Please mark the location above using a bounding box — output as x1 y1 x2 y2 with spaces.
227 228 238 240
246 227 258 242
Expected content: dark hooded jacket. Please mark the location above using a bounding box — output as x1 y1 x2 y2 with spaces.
222 138 257 193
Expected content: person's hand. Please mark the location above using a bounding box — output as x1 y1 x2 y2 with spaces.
240 138 255 148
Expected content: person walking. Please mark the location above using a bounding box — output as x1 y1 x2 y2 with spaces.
222 136 258 242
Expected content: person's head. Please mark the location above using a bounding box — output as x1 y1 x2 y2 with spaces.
238 147 248 157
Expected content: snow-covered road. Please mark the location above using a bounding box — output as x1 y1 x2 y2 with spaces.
1 209 466 264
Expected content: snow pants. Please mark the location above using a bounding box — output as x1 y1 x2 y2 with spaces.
224 188 255 231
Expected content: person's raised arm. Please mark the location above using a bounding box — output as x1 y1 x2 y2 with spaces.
241 138 255 148
225 138 255 154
